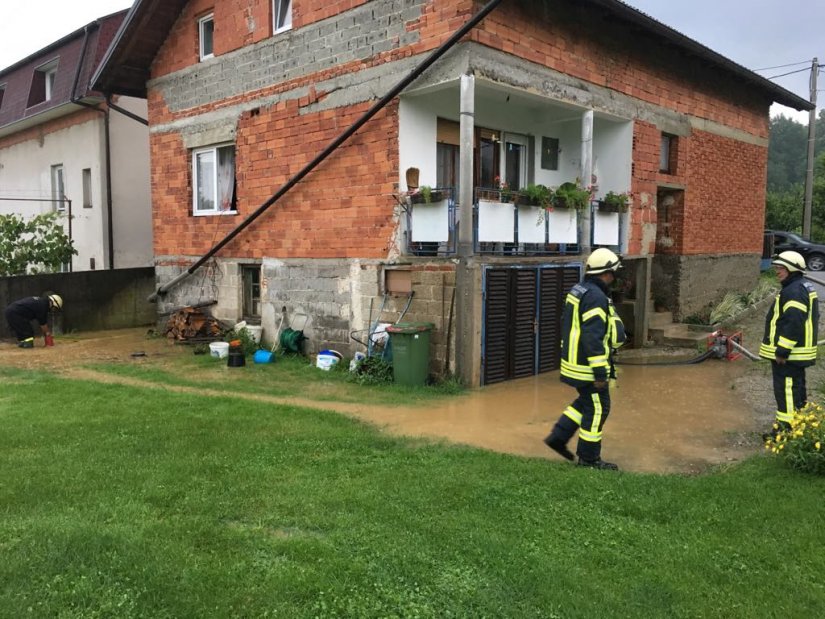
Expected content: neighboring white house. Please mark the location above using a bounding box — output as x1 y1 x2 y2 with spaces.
0 11 151 272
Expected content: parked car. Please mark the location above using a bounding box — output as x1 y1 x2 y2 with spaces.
765 230 825 271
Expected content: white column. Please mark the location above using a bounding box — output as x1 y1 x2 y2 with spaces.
581 110 594 253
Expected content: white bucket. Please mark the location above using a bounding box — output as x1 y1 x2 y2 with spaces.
245 325 263 344
316 353 340 371
209 341 229 358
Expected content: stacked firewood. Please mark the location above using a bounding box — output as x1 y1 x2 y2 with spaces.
164 307 223 341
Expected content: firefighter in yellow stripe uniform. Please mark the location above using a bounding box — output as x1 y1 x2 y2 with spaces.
544 248 626 470
759 251 819 439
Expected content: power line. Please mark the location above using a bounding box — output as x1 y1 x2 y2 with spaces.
753 60 810 72
767 67 812 80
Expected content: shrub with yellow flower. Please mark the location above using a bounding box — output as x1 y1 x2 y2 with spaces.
765 402 825 475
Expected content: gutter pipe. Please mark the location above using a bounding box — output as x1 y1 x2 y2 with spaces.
149 0 506 302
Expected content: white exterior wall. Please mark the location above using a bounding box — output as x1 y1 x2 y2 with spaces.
592 117 633 199
398 98 438 190
109 96 152 268
0 115 106 272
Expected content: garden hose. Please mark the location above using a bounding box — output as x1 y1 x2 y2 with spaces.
615 349 716 367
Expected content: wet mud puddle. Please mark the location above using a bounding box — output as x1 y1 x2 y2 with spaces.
338 360 757 474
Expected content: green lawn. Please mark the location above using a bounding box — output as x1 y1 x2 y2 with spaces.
2 366 824 618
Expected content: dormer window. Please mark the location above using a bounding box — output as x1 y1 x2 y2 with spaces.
199 14 214 61
27 59 59 107
274 0 292 34
0 84 6 110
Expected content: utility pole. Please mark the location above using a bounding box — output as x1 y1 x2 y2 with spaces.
802 57 818 238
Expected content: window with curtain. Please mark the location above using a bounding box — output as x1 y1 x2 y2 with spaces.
193 144 236 215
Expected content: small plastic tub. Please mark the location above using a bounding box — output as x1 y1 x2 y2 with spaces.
316 353 340 371
209 341 229 359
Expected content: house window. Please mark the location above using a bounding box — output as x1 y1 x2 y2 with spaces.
503 133 529 191
273 0 292 33
0 84 6 110
51 164 66 212
199 14 214 60
436 118 460 194
660 133 678 174
27 59 59 107
193 144 236 215
82 168 92 208
477 128 501 189
541 136 559 170
242 266 262 321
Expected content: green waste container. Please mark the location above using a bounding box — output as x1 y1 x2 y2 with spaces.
386 322 434 386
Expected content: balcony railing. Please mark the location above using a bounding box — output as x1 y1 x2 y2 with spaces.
404 187 622 257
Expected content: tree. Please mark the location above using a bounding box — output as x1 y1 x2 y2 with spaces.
768 115 808 191
0 212 77 276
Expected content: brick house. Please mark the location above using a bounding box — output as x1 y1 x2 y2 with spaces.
92 0 810 385
0 11 152 272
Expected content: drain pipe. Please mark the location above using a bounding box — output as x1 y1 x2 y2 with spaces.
149 0 506 302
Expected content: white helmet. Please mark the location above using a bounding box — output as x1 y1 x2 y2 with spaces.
772 251 806 273
585 248 622 275
48 294 63 310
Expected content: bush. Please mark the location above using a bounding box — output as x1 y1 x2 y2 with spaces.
348 356 393 386
225 327 259 357
766 402 825 475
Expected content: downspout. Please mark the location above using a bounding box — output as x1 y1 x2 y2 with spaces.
149 0 507 301
71 22 115 269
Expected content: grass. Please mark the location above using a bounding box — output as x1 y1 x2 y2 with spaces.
2 366 825 617
86 352 466 406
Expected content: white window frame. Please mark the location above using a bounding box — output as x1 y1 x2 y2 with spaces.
501 133 529 191
273 0 293 34
192 143 236 216
51 164 66 212
44 67 57 100
199 13 215 61
0 83 6 110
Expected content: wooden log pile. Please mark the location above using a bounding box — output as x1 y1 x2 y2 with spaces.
164 307 223 341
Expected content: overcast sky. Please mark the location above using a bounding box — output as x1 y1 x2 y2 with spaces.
0 0 821 123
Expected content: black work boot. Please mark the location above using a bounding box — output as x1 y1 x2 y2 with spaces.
762 422 790 443
577 458 619 471
17 339 34 349
543 435 575 461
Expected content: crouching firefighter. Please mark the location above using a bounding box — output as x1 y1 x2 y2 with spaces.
544 248 627 470
4 293 62 348
759 251 818 439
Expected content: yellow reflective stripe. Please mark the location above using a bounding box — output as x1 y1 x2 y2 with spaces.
777 336 797 348
783 300 807 313
768 296 779 348
577 392 604 443
587 355 609 365
561 360 594 380
562 406 582 425
569 298 581 365
805 293 816 347
784 377 794 416
582 308 607 322
776 411 794 423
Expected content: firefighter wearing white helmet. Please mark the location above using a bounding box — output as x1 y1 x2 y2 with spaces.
3 292 62 348
759 251 818 440
544 248 627 470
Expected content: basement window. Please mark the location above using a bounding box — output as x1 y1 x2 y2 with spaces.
27 59 58 107
199 14 214 61
242 265 262 321
193 144 237 216
273 0 292 34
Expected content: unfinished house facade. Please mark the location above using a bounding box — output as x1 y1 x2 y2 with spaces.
0 11 152 273
93 0 810 385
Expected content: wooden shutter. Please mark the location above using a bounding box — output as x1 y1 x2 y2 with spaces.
483 269 509 385
511 269 537 379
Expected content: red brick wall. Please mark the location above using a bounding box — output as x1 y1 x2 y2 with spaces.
151 100 399 258
148 0 771 260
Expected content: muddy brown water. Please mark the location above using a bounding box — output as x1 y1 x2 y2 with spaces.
0 328 760 474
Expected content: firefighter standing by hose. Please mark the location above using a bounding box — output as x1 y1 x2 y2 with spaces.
544 248 626 470
759 251 819 440
4 293 62 348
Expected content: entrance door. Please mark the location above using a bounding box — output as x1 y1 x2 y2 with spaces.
483 264 581 385
502 133 529 191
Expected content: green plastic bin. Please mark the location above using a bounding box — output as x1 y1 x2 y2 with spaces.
386 322 434 386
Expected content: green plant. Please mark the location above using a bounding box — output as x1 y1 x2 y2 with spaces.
709 292 746 324
348 355 393 385
0 212 77 276
419 185 433 203
225 326 258 356
523 183 552 207
766 402 825 474
601 191 630 212
553 182 590 211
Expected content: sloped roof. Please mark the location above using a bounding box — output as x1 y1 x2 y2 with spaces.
0 11 127 134
91 0 812 111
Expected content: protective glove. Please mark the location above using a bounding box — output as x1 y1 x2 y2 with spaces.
44 334 55 347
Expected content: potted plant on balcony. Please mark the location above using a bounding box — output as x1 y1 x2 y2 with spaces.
552 181 590 211
519 183 553 207
598 191 630 213
409 185 445 204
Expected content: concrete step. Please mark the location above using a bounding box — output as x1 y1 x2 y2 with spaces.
649 310 674 329
656 323 710 348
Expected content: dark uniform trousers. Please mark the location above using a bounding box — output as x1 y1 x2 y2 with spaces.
772 361 807 427
4 307 36 342
550 384 611 462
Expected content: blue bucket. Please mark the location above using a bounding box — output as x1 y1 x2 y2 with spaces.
253 349 276 364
